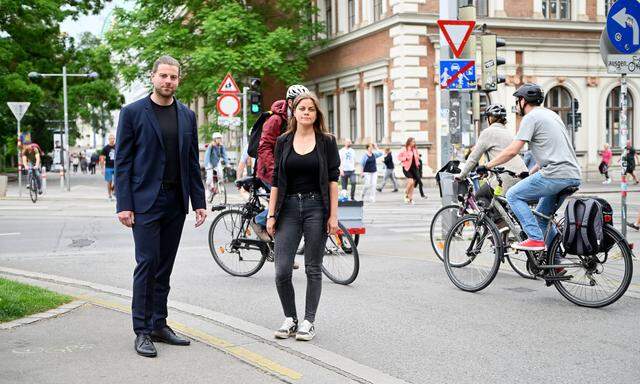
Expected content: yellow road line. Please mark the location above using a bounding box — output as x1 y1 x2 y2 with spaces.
77 295 302 381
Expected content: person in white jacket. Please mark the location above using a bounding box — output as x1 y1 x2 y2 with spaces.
360 143 383 202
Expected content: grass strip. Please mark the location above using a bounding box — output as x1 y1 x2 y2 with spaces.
0 278 72 323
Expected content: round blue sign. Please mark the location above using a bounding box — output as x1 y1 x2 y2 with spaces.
607 0 640 54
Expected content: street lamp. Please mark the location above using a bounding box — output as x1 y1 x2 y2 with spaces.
28 67 98 191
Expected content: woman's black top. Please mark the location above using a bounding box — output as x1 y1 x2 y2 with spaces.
286 147 320 194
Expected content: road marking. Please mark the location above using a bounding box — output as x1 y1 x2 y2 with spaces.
78 295 303 381
0 232 20 236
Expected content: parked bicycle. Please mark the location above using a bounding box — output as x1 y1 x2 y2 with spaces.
443 167 633 308
208 176 360 285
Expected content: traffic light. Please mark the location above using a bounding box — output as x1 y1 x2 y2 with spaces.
480 34 506 92
249 77 261 114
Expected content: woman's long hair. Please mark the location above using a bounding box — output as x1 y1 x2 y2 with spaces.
285 92 330 136
405 137 415 149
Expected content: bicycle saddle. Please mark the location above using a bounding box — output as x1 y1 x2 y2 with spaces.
557 186 579 199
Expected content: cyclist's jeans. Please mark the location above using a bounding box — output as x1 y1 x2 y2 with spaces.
274 195 326 323
255 181 271 227
506 172 580 243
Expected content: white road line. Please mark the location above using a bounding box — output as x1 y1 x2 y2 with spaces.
0 232 20 236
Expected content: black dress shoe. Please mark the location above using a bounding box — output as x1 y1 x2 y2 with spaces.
135 334 157 357
150 325 191 346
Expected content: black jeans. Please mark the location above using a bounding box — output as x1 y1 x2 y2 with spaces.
274 194 326 323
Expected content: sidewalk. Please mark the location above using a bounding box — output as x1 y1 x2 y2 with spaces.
0 269 410 384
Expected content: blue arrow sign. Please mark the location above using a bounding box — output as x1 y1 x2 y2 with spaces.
439 59 476 91
607 0 640 54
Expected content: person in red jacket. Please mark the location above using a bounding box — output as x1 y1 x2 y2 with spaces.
252 85 310 238
257 84 310 187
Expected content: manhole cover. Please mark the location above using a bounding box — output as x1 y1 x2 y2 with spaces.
504 287 535 293
69 238 94 248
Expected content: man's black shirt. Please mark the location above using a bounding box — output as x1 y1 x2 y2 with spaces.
151 97 180 184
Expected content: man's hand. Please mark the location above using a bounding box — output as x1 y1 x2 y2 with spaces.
476 165 489 177
194 208 207 228
326 215 339 235
118 211 135 227
340 170 344 177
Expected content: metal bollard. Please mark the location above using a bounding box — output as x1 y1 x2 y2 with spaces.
41 166 47 193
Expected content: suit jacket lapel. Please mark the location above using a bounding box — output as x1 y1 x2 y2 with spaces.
144 97 165 149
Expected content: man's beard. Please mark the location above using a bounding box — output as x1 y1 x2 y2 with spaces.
155 85 175 98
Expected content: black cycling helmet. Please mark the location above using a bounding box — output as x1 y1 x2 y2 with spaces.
513 83 544 105
484 103 507 118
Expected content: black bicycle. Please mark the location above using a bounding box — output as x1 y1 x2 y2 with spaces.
26 165 41 203
208 176 360 285
443 167 633 308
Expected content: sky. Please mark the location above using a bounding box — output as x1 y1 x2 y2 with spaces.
60 0 133 39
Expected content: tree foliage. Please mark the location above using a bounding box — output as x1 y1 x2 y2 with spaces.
107 0 324 112
0 0 119 163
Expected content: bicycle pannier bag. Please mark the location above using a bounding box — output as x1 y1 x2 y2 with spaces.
562 198 604 255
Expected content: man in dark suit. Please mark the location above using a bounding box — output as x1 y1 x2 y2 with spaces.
115 55 206 358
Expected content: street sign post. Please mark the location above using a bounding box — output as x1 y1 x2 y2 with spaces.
439 59 476 91
601 0 640 236
7 102 30 198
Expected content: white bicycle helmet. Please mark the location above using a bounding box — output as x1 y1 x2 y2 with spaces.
212 132 223 140
286 84 309 100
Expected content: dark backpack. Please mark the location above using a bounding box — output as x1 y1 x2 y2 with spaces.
562 198 604 255
247 111 286 159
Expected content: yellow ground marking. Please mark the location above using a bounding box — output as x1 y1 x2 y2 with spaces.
77 295 302 380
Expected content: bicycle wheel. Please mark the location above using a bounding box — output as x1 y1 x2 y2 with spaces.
322 222 359 285
29 175 37 203
502 230 536 279
443 214 503 292
208 209 267 277
210 181 227 207
430 204 466 262
548 225 633 308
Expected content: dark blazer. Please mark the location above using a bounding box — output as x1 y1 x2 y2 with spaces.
271 131 340 220
115 96 206 214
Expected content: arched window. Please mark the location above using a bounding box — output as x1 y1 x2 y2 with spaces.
544 86 573 127
606 86 634 148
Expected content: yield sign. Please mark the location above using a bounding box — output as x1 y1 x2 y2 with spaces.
7 102 30 121
437 20 476 58
217 73 240 94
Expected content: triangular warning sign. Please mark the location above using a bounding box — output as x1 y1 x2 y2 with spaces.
437 20 475 58
217 73 240 94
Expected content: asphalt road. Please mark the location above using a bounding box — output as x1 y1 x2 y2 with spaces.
1 174 639 383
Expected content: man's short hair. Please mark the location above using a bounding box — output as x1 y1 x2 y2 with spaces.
152 55 180 75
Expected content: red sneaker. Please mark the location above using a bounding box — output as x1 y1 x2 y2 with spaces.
511 239 546 251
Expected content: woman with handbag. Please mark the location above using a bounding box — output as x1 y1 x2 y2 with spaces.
398 137 420 204
599 143 612 184
265 92 340 341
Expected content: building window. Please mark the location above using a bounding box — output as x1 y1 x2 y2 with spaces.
476 0 488 18
542 0 571 19
348 0 356 31
326 94 335 134
325 0 332 36
606 86 634 148
373 0 383 21
374 86 385 141
544 86 573 128
348 90 358 141
605 0 618 16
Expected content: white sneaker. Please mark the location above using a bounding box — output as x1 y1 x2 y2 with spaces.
295 320 315 341
274 317 298 339
605 178 612 184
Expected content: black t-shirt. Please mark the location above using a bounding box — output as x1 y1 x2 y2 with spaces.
625 147 636 166
383 152 394 169
151 98 179 184
102 145 116 168
286 147 320 194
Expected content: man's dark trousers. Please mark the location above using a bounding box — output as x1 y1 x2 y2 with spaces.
131 185 185 335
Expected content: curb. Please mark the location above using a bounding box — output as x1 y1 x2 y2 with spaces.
0 300 85 330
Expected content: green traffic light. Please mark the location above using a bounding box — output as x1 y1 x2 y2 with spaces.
251 104 260 113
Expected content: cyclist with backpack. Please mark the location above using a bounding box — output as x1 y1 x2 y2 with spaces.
249 84 310 240
478 83 581 251
204 132 229 200
456 104 528 206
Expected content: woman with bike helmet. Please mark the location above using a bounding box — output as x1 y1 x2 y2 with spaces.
457 104 528 205
265 91 340 342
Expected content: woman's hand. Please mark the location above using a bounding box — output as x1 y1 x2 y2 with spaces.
326 215 339 235
266 217 276 237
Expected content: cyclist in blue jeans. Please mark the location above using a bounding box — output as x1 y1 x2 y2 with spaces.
478 83 581 251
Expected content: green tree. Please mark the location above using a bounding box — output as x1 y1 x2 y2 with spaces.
0 0 110 166
107 0 324 141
